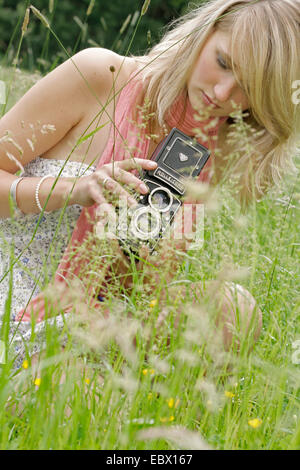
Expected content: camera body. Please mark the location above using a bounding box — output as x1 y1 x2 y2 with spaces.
117 127 210 254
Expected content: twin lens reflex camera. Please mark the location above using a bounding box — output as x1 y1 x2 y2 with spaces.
117 127 210 255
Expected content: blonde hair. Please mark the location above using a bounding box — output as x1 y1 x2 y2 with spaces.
135 0 300 199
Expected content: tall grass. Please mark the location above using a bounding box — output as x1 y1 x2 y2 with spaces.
0 159 299 450
0 3 299 450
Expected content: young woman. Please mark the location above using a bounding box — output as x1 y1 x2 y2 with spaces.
0 0 299 367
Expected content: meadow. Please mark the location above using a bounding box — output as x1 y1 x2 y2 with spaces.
0 2 299 451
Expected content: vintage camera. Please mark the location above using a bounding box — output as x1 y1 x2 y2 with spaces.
117 127 210 255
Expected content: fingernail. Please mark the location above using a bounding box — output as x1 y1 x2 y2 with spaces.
140 183 149 192
148 161 157 168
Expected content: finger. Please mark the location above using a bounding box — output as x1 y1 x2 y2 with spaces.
106 166 150 197
117 158 157 172
95 171 137 207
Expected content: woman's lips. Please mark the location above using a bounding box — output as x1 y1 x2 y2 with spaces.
201 91 220 109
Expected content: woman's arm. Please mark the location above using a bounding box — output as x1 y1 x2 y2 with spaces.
0 48 130 217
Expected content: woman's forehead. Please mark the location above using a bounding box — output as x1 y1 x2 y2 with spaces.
205 30 237 64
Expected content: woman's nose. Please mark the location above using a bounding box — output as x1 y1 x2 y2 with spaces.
214 76 237 103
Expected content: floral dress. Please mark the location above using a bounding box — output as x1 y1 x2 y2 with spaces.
0 157 95 369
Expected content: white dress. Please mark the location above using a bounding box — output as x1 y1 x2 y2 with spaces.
0 157 95 369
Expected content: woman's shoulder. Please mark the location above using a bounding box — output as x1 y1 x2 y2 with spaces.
70 48 137 91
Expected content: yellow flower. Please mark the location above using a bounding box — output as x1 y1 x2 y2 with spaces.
224 391 235 398
142 368 155 376
167 398 174 409
159 416 174 423
84 378 90 385
22 360 29 369
160 416 168 423
149 299 158 308
34 377 41 387
248 418 262 429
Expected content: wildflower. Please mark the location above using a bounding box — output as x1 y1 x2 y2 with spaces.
6 152 25 173
224 391 235 399
22 360 29 369
30 5 50 29
248 418 262 429
119 14 131 35
141 0 151 16
167 398 174 408
34 377 41 387
138 425 212 450
142 368 155 376
86 0 95 16
84 378 90 385
22 8 30 36
159 416 174 423
49 0 54 14
4 136 24 157
40 124 56 134
27 138 35 151
149 299 157 308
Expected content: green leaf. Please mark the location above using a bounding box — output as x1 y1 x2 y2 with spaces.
76 122 110 145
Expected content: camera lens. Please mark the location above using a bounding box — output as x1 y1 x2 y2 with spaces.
149 187 173 213
136 212 154 233
130 206 161 240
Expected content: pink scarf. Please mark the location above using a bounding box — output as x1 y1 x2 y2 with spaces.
16 76 226 323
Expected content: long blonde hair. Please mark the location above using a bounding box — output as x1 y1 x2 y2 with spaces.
135 0 300 199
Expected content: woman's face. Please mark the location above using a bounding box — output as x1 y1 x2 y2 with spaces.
187 29 249 117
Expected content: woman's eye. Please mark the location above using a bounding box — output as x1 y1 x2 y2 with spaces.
217 54 229 70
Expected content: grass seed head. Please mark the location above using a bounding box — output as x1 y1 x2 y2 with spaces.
137 425 212 450
30 5 50 29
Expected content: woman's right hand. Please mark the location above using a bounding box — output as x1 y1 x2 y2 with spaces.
69 157 157 208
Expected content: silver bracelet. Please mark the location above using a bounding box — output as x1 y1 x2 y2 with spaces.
35 174 53 213
9 177 25 215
